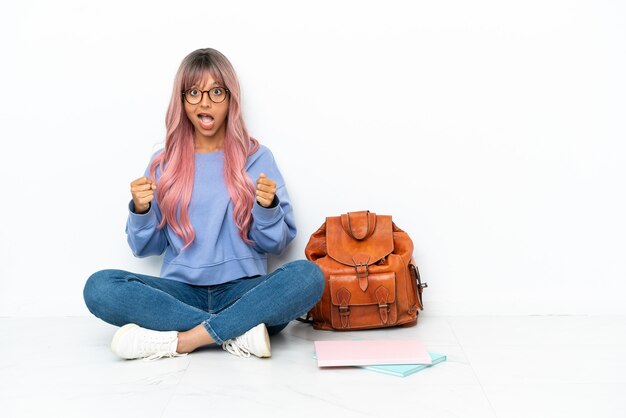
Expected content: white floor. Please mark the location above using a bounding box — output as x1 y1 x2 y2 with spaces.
1 315 625 418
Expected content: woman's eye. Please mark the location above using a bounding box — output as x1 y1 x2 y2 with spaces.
212 88 223 96
190 89 200 96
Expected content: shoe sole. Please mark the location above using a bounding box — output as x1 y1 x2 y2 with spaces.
111 323 139 359
252 323 271 358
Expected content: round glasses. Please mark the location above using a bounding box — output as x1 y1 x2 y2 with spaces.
182 87 229 105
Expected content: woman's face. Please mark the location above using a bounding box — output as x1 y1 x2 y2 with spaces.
183 74 230 142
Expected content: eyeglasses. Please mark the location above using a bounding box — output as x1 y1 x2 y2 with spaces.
182 87 229 105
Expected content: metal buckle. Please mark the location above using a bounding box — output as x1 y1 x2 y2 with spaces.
355 262 369 277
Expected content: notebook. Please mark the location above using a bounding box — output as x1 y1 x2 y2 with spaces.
314 339 432 367
361 352 447 377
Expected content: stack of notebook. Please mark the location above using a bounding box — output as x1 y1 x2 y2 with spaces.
313 339 446 377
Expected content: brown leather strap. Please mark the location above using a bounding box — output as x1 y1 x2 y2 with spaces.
410 263 427 310
375 286 390 324
337 287 351 328
352 254 370 292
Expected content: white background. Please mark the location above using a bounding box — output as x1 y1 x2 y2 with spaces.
1 0 624 316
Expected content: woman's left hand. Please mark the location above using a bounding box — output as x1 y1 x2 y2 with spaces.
255 173 277 208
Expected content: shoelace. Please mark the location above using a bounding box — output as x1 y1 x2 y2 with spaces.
138 333 187 362
143 351 188 362
222 335 251 358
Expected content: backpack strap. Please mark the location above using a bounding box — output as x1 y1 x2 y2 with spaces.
296 314 313 324
409 263 428 310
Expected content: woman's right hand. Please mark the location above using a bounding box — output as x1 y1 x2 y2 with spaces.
130 176 157 214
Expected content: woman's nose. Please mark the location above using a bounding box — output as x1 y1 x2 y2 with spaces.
201 92 212 107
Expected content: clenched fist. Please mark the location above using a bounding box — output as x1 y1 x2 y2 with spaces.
130 176 157 214
255 173 277 208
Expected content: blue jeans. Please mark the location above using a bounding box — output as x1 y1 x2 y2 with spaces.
83 260 324 344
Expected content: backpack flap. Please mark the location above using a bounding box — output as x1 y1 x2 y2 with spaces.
326 211 394 269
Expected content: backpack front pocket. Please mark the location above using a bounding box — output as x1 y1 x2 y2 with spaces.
329 272 398 329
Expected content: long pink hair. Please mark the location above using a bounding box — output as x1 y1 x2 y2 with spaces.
149 48 259 249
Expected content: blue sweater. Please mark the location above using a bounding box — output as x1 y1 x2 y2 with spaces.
125 145 296 285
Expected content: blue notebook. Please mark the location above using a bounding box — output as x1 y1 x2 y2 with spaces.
361 352 447 377
312 351 446 377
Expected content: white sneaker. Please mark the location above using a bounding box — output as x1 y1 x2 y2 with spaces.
221 323 271 358
111 323 187 361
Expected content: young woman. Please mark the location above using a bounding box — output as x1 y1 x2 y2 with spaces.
83 48 324 361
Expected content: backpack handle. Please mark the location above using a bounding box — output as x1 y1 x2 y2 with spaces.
341 211 377 240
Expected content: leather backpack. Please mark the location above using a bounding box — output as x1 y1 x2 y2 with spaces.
302 210 427 331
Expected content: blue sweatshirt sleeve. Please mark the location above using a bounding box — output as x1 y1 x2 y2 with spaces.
249 185 297 255
125 151 169 257
125 200 168 257
247 146 297 255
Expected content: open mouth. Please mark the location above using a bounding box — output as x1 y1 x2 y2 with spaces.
198 113 215 129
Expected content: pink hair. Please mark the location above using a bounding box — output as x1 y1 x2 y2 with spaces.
149 48 259 249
